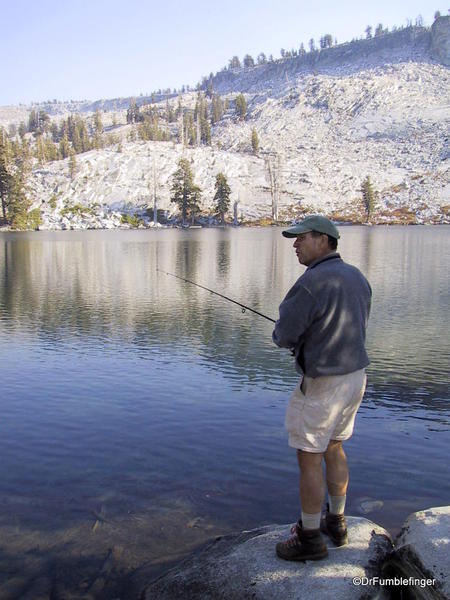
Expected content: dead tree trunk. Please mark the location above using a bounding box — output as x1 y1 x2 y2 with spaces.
196 112 201 147
265 152 282 221
233 200 239 225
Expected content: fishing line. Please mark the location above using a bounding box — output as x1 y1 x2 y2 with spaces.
156 268 276 323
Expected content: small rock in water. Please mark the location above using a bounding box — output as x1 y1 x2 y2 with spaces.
187 517 202 529
92 519 101 532
360 499 384 514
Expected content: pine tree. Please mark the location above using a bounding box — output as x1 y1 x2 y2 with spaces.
323 34 333 48
92 131 103 150
194 94 211 145
183 112 195 146
176 98 183 118
189 188 201 225
194 94 209 144
257 53 267 65
251 128 259 154
127 98 141 124
201 117 211 145
243 54 254 68
205 80 213 98
38 111 50 134
28 110 38 132
170 158 202 225
235 94 247 120
8 174 31 229
28 110 49 135
44 138 59 161
19 138 32 166
59 135 70 159
0 132 12 221
94 110 103 134
167 101 175 123
50 122 59 142
72 124 82 153
229 56 241 69
60 119 69 141
213 172 231 224
36 136 46 164
69 150 77 180
361 176 376 221
4 136 32 228
18 122 27 139
92 111 104 149
211 94 223 125
374 23 384 37
194 93 202 122
67 115 75 141
80 121 90 152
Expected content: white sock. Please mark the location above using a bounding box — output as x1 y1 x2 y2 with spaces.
301 511 321 530
329 494 346 515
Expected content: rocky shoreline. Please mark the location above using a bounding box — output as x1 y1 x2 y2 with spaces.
1 215 449 233
143 506 449 599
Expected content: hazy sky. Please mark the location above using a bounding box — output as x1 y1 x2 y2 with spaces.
2 0 447 105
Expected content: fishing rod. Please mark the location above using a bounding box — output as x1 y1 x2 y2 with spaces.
156 268 276 323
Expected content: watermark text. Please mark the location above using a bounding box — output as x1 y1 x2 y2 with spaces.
352 576 436 588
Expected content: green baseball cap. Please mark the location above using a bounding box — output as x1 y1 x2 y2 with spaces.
282 215 340 239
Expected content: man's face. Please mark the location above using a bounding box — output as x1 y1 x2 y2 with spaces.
293 232 329 266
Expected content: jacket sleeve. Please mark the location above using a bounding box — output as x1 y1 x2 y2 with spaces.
272 282 317 349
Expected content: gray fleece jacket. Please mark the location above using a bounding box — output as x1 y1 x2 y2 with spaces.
272 253 371 377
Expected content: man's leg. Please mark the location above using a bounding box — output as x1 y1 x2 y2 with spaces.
275 449 328 560
297 449 324 528
322 440 349 546
324 440 348 510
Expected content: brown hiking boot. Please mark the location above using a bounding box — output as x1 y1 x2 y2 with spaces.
320 505 348 547
276 520 328 561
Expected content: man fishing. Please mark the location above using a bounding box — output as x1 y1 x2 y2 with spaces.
272 215 372 561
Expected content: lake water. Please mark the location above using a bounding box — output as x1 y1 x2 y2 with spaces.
0 226 449 597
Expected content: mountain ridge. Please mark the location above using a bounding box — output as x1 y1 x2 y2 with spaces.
1 19 448 118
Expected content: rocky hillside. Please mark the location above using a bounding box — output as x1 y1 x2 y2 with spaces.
2 18 450 228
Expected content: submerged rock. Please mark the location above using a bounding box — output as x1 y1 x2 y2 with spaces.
144 518 392 599
359 499 384 514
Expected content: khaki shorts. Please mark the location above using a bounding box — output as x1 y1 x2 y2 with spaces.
285 368 367 453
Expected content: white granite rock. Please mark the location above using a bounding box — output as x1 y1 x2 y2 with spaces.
394 506 450 598
144 518 392 599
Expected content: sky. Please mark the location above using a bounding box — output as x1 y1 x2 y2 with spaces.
2 0 448 105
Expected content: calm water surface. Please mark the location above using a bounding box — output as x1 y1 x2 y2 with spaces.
0 226 449 596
